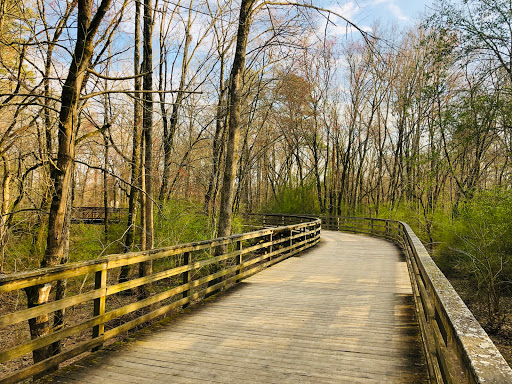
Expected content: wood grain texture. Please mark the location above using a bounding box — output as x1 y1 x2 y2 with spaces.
46 231 428 383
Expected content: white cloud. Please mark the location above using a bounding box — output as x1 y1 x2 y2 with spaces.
328 2 362 21
371 0 409 22
318 2 372 37
387 3 409 21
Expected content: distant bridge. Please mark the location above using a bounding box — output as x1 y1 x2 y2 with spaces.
71 207 129 224
0 215 511 383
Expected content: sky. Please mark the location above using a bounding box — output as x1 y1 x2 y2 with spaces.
319 0 435 32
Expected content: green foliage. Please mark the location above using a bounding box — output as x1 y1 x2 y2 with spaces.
3 199 247 272
69 222 127 262
264 182 321 214
155 199 212 247
374 191 512 328
376 203 449 243
155 198 244 246
429 0 512 77
435 189 512 327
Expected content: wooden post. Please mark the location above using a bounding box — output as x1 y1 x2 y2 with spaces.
236 240 242 281
92 263 107 351
182 252 191 308
268 232 273 261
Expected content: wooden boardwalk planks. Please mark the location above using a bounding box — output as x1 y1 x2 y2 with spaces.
48 231 428 383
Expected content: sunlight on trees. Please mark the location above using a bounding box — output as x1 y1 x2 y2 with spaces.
1 0 512 367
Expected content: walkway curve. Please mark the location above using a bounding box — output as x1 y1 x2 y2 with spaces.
48 231 428 383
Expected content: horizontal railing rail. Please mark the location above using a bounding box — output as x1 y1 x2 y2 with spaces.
322 216 512 384
0 215 320 383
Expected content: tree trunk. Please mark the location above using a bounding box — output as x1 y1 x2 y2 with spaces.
0 157 11 271
120 0 142 286
204 52 227 219
216 0 255 242
206 0 254 298
159 6 192 201
103 86 109 242
139 0 154 300
25 0 112 366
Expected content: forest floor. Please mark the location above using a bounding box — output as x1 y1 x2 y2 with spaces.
449 277 512 368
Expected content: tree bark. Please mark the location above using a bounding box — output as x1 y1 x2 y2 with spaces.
139 0 154 299
120 0 142 286
216 0 255 243
0 156 11 271
25 0 113 366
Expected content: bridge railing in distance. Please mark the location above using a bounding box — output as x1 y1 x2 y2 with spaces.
71 206 129 223
0 215 320 383
322 216 512 384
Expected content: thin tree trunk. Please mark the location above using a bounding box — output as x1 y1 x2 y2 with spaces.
159 4 192 201
139 0 154 300
0 157 11 271
204 52 227 217
103 79 109 242
120 0 142 286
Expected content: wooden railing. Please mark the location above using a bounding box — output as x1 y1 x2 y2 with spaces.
322 216 512 384
0 214 320 383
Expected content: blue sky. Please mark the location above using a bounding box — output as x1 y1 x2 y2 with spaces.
320 0 434 31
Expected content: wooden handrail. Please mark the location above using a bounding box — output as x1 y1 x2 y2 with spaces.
321 216 512 384
0 215 320 383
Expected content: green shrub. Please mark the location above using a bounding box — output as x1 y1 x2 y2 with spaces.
436 188 512 328
155 198 245 246
69 222 127 262
264 182 321 214
155 199 214 246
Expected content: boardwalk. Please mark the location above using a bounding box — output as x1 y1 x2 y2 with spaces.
49 231 428 383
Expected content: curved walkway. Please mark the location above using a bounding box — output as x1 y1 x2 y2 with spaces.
49 231 428 383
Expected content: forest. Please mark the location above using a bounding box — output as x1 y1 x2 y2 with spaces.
0 0 512 371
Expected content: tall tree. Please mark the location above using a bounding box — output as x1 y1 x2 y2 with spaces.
120 0 143 290
139 0 155 294
216 0 255 241
25 0 113 365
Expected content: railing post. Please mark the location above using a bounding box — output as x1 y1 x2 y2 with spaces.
268 232 273 261
236 240 242 281
182 252 191 308
92 262 107 351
